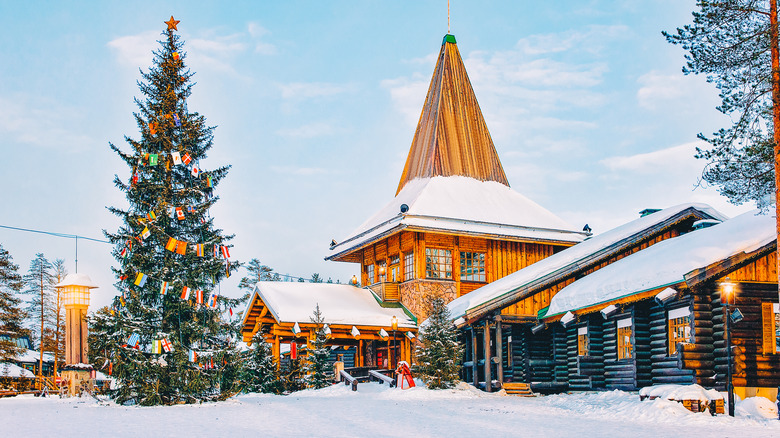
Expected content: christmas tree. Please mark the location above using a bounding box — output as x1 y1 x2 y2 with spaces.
241 331 282 394
304 304 332 389
91 16 240 405
0 245 28 361
414 296 463 389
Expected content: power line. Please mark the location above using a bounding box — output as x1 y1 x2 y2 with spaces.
0 224 110 244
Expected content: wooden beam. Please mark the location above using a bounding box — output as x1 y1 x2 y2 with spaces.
471 328 478 387
483 323 492 392
495 319 504 384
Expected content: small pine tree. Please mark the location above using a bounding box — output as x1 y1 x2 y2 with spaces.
414 295 463 389
21 253 55 351
241 331 279 394
0 245 28 361
310 273 322 283
305 304 332 389
282 356 306 393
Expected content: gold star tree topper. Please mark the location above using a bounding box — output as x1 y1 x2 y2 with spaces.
165 16 180 31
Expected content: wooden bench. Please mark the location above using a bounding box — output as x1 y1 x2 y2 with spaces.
502 382 535 397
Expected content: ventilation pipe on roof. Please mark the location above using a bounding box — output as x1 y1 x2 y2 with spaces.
531 323 546 334
639 208 662 217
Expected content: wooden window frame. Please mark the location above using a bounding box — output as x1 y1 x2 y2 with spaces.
459 251 486 282
617 320 633 360
577 326 589 357
425 248 452 280
403 252 414 281
366 264 374 285
668 310 692 356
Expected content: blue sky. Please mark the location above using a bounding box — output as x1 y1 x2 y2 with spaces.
0 1 750 311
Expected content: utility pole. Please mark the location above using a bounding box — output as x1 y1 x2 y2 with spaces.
771 0 780 304
38 263 44 388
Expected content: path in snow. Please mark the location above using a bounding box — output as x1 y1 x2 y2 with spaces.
1 383 778 437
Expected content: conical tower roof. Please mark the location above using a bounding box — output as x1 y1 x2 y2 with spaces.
396 34 509 194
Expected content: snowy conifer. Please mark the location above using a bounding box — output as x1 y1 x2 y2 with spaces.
305 304 332 389
241 331 280 394
414 295 463 389
0 245 28 361
90 18 239 405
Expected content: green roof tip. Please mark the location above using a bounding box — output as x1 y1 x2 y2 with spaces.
442 34 457 45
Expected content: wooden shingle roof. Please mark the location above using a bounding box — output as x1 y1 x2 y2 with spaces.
396 34 508 194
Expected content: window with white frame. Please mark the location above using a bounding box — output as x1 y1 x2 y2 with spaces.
668 307 692 355
460 251 486 282
577 326 589 356
425 248 452 279
617 318 633 360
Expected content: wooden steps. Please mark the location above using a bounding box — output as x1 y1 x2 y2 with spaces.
502 382 535 397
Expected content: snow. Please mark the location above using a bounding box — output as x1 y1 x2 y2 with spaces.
738 397 779 419
447 203 726 321
0 362 35 378
1 384 778 437
546 210 774 317
14 348 56 364
54 272 99 289
249 282 417 329
639 384 723 403
328 176 587 260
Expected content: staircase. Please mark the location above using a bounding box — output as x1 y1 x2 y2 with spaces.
502 382 535 397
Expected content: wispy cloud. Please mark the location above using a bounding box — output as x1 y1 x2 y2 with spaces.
106 30 159 67
636 71 716 112
515 25 630 56
600 141 701 174
270 165 332 176
279 82 356 100
0 94 94 151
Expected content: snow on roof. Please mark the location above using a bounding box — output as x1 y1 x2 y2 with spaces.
253 281 416 329
545 210 774 317
328 176 587 259
14 348 56 363
447 203 727 321
0 362 35 378
55 272 98 289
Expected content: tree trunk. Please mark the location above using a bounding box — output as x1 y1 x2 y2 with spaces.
771 0 780 304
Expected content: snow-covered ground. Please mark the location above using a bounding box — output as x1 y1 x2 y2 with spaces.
1 383 778 437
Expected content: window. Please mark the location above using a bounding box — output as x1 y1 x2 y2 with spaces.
617 318 633 360
577 326 589 356
761 302 780 354
668 307 692 355
460 252 486 282
389 255 400 282
425 248 452 279
389 255 400 265
366 264 374 285
403 253 414 281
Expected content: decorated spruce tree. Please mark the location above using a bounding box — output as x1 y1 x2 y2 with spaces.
305 305 332 389
414 296 463 389
91 17 241 405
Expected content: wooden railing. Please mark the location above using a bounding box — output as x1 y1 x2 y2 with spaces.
369 282 400 302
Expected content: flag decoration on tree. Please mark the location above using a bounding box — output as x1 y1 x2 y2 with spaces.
146 210 156 221
140 227 151 240
161 338 173 353
182 152 192 165
160 281 168 295
148 153 159 166
165 237 177 252
195 244 203 257
134 273 148 287
152 340 162 354
188 350 197 362
180 286 190 300
221 245 230 259
176 241 187 255
196 289 203 304
207 293 217 308
176 207 185 220
191 166 200 177
171 151 182 165
120 247 128 258
173 113 181 127
127 333 140 349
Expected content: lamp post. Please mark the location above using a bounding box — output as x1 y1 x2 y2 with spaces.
391 315 398 369
55 273 98 396
721 277 736 417
379 266 386 283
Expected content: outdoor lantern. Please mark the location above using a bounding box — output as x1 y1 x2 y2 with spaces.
55 272 98 396
391 315 398 331
719 276 737 417
351 275 358 285
720 277 736 306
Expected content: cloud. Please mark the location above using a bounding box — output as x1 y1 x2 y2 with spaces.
636 71 716 112
275 122 343 139
515 25 630 56
600 141 701 174
380 75 428 126
279 82 356 100
0 94 94 151
106 30 159 67
248 22 276 55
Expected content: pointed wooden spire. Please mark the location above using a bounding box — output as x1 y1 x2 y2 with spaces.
396 34 509 194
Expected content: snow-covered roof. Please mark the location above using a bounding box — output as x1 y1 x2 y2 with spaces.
447 203 726 322
0 362 35 378
55 272 98 289
328 176 587 259
250 282 417 329
14 348 56 363
545 210 775 317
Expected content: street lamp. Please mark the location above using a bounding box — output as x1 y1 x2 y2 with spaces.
391 315 398 369
55 272 98 396
351 275 358 286
379 266 386 283
720 277 738 417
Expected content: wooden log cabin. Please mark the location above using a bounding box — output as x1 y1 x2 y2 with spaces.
533 210 780 401
447 203 727 391
241 282 417 368
327 34 587 323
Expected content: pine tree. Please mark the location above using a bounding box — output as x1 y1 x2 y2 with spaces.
93 17 239 406
305 304 332 389
664 1 777 207
49 259 67 372
414 296 463 389
0 245 28 361
238 259 277 292
241 331 281 394
282 356 306 393
21 253 55 351
310 273 323 283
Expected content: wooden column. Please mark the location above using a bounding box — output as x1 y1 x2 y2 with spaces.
357 340 364 367
495 318 504 385
483 322 492 392
471 327 478 387
272 335 281 370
